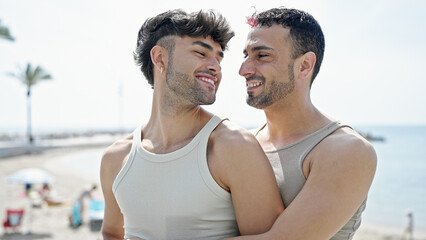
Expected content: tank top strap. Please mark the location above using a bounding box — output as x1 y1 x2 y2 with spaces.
300 121 350 161
132 125 143 151
197 115 231 201
198 115 228 141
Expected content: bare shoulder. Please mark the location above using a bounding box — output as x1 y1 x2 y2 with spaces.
208 120 270 184
101 133 134 177
210 120 260 148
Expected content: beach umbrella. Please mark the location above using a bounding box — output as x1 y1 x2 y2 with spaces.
6 168 55 184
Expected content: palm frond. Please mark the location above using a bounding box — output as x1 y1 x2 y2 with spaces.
0 20 15 41
8 63 53 87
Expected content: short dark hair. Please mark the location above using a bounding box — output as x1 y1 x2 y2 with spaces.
134 9 235 88
253 7 325 86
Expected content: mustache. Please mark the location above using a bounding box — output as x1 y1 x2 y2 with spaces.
246 75 265 82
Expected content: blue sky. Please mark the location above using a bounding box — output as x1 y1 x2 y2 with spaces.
1 0 425 134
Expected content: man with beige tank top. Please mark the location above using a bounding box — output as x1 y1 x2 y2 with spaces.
98 9 284 240
230 7 377 240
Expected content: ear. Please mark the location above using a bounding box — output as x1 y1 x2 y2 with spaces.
297 51 316 80
150 45 167 75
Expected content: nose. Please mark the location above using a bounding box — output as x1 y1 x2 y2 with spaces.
207 58 221 75
239 59 255 78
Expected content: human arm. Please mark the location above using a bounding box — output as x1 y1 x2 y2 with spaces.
210 123 284 235
98 139 132 240
231 129 377 239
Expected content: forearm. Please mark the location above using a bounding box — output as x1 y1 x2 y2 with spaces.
223 232 272 240
98 232 123 240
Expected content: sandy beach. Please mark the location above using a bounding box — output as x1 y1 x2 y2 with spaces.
0 144 107 240
1 141 426 240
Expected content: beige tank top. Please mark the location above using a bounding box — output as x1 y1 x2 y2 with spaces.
256 121 366 240
112 115 239 239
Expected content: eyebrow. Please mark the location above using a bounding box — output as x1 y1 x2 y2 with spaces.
243 45 274 55
192 40 224 58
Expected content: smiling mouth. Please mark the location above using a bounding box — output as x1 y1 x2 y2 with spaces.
247 82 262 88
199 77 215 87
196 74 217 88
246 81 263 91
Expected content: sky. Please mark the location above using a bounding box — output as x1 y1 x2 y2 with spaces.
1 0 426 135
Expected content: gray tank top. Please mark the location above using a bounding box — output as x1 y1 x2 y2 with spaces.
256 121 366 240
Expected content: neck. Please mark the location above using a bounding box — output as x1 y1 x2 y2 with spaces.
143 88 212 153
258 94 331 148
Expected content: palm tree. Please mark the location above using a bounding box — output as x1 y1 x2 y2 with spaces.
8 63 52 144
0 19 14 41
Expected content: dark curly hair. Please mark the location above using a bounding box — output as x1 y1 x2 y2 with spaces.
252 7 325 86
134 9 235 88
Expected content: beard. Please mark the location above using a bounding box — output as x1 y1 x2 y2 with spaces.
165 57 216 106
247 62 295 109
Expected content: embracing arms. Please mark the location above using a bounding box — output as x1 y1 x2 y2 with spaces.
209 122 284 235
230 128 377 239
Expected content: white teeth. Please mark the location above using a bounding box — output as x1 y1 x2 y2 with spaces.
199 77 215 86
247 82 262 88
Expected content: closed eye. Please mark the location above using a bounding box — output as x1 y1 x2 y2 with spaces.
194 51 205 57
242 52 269 59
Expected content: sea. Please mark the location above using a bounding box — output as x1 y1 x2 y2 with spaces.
2 125 425 230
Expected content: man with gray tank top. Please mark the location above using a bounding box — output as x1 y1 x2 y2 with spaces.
98 9 284 240
231 7 377 240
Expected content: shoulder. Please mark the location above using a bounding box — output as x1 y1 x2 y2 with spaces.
324 126 376 161
208 120 269 173
210 120 260 149
207 120 278 193
101 133 134 177
307 126 377 176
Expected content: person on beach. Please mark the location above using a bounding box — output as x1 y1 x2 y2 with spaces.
81 184 97 199
99 9 283 240
401 210 414 240
232 7 377 239
69 184 98 227
40 183 67 206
